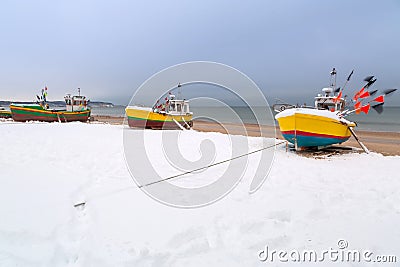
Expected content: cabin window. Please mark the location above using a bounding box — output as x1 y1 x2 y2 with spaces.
177 104 181 112
170 103 175 111
323 104 335 110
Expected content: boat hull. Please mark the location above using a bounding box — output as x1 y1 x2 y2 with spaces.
10 105 91 122
126 106 193 129
0 110 12 119
275 108 355 148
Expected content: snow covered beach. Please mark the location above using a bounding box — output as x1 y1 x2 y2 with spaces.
0 122 399 266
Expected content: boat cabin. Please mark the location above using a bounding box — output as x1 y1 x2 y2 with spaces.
314 87 345 112
166 95 191 115
65 94 89 112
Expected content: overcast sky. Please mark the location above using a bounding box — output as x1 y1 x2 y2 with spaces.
1 0 399 106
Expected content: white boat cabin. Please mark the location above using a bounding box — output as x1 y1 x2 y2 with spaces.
167 97 191 115
314 87 345 112
65 94 89 112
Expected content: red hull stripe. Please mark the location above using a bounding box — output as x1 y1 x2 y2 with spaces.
11 112 90 122
281 130 348 140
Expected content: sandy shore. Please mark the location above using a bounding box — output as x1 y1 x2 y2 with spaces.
91 115 400 156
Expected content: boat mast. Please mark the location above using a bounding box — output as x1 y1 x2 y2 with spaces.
178 83 182 99
330 68 337 96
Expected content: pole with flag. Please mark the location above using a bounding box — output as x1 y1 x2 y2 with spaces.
333 69 353 103
43 86 48 102
347 88 397 115
353 76 377 101
340 69 354 94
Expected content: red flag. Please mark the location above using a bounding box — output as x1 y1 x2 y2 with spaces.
165 97 168 100
360 104 370 114
353 88 365 101
333 91 342 103
359 91 370 99
354 101 362 109
373 95 384 103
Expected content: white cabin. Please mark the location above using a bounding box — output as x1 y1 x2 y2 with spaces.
314 88 345 112
65 94 89 112
166 96 191 115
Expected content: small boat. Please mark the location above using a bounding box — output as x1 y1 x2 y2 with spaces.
274 68 358 150
275 68 397 152
0 107 12 119
275 106 356 149
10 88 91 122
126 91 193 130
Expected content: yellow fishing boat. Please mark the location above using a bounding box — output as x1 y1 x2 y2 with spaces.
126 94 193 129
274 68 397 152
274 68 357 150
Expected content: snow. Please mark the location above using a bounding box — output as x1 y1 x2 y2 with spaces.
275 107 343 120
126 105 153 111
0 122 399 266
275 107 356 127
10 103 41 107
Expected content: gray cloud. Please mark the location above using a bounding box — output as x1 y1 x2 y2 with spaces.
0 0 399 106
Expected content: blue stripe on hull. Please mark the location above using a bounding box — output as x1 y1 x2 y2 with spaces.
282 133 350 147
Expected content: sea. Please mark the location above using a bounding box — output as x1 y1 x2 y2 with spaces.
90 106 400 133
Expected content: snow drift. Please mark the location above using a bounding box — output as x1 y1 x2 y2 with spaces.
0 122 399 266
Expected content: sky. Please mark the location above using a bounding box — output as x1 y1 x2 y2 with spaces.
0 0 399 106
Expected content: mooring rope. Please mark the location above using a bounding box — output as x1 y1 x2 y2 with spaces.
79 140 287 204
138 140 286 188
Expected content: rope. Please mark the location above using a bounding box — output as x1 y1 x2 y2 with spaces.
77 140 287 204
138 140 286 188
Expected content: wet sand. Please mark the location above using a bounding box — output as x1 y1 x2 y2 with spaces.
91 115 125 125
91 115 400 156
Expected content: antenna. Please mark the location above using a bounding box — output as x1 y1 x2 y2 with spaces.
78 87 81 96
340 69 354 94
178 83 182 99
330 68 337 91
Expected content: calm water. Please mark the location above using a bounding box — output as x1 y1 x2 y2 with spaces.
346 107 400 132
91 106 400 133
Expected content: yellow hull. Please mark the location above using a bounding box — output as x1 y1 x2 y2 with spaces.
275 108 355 147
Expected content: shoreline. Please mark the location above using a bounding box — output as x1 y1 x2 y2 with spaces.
91 115 400 156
